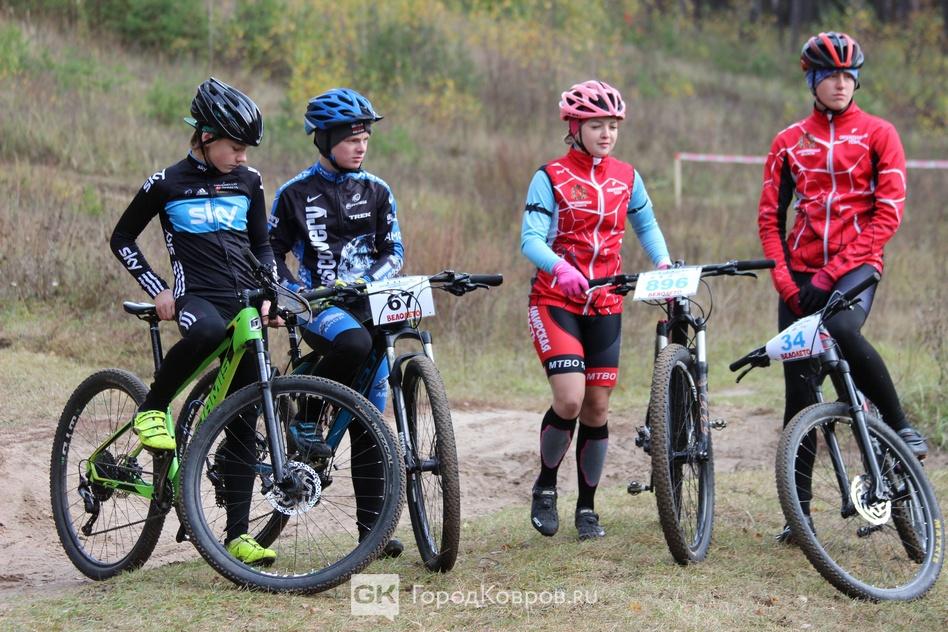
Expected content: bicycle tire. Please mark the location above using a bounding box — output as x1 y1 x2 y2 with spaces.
50 369 166 579
180 375 404 593
776 402 944 601
647 343 714 564
402 356 461 572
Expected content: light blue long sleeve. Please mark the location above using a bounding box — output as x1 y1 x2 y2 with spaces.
519 170 561 273
628 171 671 266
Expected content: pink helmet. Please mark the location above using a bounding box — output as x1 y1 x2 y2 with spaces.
559 80 626 121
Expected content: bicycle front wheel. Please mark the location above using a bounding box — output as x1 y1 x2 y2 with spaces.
180 375 404 593
776 402 944 601
50 369 166 579
402 356 461 572
647 343 714 564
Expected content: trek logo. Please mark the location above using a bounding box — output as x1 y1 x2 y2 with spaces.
305 205 337 284
117 246 142 271
142 170 166 193
348 212 371 220
528 306 551 353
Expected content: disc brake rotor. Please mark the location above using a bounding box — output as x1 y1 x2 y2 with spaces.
265 461 322 516
850 474 891 526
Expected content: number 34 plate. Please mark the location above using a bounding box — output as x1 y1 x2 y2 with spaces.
633 267 702 301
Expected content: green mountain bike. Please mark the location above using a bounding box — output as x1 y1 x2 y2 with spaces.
50 251 404 592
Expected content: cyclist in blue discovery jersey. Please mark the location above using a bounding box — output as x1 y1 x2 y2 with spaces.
110 78 279 565
269 87 404 557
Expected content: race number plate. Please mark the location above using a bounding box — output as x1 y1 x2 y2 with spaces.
765 314 823 362
632 266 702 301
367 276 435 324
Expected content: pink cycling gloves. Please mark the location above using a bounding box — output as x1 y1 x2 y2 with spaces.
551 260 589 298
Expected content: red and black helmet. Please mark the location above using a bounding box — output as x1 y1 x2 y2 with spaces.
800 32 864 72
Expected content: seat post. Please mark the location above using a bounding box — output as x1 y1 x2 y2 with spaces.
148 317 163 376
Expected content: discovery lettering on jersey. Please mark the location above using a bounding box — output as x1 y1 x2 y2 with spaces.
305 204 337 284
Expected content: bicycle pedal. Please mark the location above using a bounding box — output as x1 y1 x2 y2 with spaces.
710 418 727 430
627 480 651 495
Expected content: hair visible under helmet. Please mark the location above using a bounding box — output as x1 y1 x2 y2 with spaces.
304 88 383 171
186 77 264 146
800 31 864 97
559 80 625 152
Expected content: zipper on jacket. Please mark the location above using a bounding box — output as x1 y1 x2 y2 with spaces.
823 112 836 265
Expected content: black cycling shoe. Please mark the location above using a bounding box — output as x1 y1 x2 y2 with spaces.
575 507 605 540
380 538 404 559
775 515 814 545
530 486 558 536
897 427 929 460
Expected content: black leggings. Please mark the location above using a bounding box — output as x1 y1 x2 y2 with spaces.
778 264 907 430
140 294 260 541
780 266 908 515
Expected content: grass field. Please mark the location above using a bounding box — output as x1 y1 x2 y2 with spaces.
2 478 945 632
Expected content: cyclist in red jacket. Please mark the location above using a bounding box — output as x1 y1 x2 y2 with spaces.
521 80 671 540
758 32 928 542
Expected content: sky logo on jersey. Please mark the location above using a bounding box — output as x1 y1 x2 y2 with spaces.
165 196 249 233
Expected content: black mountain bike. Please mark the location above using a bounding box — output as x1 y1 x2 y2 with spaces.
52 251 403 593
590 258 774 564
731 273 944 600
296 271 504 571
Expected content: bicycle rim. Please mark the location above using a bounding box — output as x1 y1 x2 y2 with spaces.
50 369 166 579
403 356 461 572
181 375 403 593
649 344 714 564
776 403 944 601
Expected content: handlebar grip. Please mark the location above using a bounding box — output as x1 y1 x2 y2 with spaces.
301 287 335 302
242 247 262 269
841 272 881 301
734 259 775 271
587 277 612 288
729 346 765 372
468 274 504 286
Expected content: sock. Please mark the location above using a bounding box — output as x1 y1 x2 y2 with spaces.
534 407 577 488
576 422 609 510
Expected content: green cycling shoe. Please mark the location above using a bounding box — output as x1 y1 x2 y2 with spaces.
132 410 176 451
226 534 277 566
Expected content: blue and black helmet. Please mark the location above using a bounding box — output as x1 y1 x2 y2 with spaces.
304 88 383 134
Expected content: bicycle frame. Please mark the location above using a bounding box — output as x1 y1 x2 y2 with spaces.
657 296 711 443
289 317 434 474
84 298 274 506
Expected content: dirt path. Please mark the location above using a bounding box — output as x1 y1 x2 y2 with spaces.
2 402 941 603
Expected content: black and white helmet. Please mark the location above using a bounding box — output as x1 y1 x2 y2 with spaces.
190 77 264 146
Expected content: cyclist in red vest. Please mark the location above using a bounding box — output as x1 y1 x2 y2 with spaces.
521 80 671 540
758 32 928 542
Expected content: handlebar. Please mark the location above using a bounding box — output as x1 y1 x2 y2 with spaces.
729 346 768 372
300 270 504 305
840 271 881 303
589 258 775 292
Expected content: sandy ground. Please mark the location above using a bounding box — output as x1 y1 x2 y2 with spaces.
1 401 941 603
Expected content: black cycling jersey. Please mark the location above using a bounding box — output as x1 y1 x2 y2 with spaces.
268 160 403 290
110 153 274 304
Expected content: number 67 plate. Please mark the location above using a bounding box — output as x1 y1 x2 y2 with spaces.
367 275 436 324
632 267 702 301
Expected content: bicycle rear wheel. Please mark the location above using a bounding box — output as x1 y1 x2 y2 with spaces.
402 356 461 572
776 402 944 601
180 375 403 593
647 343 714 564
50 369 166 579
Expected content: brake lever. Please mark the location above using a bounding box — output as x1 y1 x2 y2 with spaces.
736 366 754 383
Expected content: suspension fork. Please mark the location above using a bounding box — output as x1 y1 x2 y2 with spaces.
252 337 287 484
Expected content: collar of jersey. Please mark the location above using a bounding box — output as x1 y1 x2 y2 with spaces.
312 160 359 184
187 151 215 174
566 146 609 171
811 99 862 124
